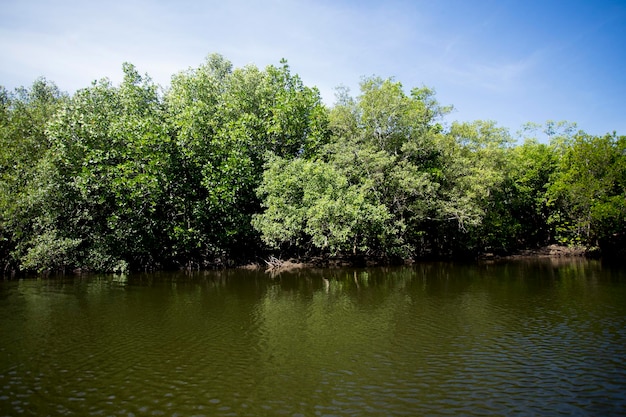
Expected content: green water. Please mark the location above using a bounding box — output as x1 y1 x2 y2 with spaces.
1 259 625 416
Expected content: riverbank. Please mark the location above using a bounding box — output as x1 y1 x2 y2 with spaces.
241 244 594 272
480 244 591 260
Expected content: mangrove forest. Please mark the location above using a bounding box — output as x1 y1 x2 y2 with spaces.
1 54 624 273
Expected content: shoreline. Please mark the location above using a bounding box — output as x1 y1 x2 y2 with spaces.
240 244 593 272
479 244 590 260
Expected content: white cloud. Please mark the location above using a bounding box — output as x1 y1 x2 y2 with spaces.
445 56 537 92
1 0 624 135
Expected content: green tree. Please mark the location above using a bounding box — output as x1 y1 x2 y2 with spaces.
0 79 68 271
253 156 391 256
547 132 626 250
164 54 329 265
254 76 453 259
415 120 513 256
17 64 172 272
477 138 556 253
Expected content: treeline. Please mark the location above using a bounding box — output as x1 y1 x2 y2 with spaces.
1 54 624 273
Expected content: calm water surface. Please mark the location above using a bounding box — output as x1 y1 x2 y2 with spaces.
1 259 625 416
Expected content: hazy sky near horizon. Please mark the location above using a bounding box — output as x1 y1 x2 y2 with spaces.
1 0 625 138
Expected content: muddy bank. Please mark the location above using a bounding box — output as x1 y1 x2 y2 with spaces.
243 245 595 272
239 254 402 272
480 244 590 260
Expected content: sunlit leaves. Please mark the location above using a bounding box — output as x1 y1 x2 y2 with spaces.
253 156 391 255
164 54 329 263
547 132 626 245
2 55 625 272
21 63 173 271
254 77 452 258
0 79 67 270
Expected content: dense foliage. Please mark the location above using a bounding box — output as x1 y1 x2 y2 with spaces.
1 54 624 273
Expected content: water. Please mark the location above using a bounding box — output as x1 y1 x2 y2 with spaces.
1 259 625 416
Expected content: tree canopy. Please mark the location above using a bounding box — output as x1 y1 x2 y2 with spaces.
1 54 623 273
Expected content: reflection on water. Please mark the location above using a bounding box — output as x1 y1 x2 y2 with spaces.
1 260 625 416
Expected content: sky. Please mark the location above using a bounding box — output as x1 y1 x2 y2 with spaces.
1 0 625 139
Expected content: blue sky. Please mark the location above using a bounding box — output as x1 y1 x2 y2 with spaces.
1 0 625 138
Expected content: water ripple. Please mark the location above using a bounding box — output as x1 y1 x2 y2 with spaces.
1 264 626 416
